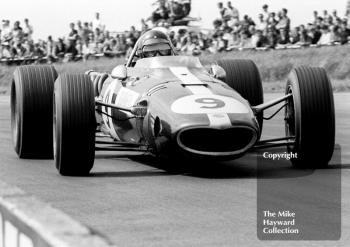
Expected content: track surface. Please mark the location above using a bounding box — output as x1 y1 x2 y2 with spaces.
0 93 349 247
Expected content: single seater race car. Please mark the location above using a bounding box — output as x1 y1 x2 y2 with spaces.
10 31 335 176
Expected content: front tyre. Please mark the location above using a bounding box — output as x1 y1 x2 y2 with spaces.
285 66 335 168
217 59 264 131
54 74 96 176
11 65 58 158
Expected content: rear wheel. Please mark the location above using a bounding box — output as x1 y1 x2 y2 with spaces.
217 59 264 130
54 74 96 176
285 66 335 168
11 65 58 158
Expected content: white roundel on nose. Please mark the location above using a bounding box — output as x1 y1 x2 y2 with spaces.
171 95 250 114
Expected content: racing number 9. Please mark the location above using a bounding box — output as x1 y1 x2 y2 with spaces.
195 98 226 109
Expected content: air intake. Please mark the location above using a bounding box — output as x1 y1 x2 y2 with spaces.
177 126 257 156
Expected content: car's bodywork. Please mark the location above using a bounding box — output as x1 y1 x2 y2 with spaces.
97 56 259 159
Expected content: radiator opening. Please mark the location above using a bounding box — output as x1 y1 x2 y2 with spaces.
177 127 257 155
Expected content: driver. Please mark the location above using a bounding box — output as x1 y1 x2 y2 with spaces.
136 30 174 58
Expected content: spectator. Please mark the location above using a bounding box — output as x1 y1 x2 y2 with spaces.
128 26 139 44
81 22 92 43
308 25 322 44
208 33 226 53
339 21 350 44
332 10 339 21
11 42 27 57
290 27 300 44
103 39 114 57
318 26 332 45
251 29 266 48
298 25 311 45
125 37 135 59
324 15 333 26
76 20 84 40
267 12 277 27
66 40 78 57
92 12 105 32
197 32 208 50
22 40 34 57
111 39 126 57
217 2 232 21
170 1 186 21
323 10 330 20
213 18 223 31
82 39 92 61
151 0 170 25
231 21 242 45
94 27 105 44
1 20 12 42
175 28 188 49
177 0 191 17
46 36 57 63
256 14 267 31
115 35 127 55
227 1 240 25
23 19 33 41
0 42 12 58
33 42 45 57
64 23 78 59
239 30 253 48
261 4 270 22
104 30 111 41
266 25 278 48
76 38 83 56
313 11 319 24
222 19 233 33
240 15 253 36
329 25 340 43
12 21 24 44
181 33 201 55
54 38 66 58
68 23 78 43
276 8 291 44
315 16 324 27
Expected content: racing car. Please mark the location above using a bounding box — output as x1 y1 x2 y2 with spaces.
10 30 335 176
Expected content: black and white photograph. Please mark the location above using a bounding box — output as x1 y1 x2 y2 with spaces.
0 0 349 246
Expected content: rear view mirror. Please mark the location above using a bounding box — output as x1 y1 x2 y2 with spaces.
211 64 226 81
111 65 127 80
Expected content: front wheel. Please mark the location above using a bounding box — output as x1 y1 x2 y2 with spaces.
285 66 335 168
11 65 57 158
54 74 96 176
216 59 264 131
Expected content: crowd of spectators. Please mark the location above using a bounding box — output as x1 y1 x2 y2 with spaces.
185 2 350 54
0 13 142 64
1 1 350 64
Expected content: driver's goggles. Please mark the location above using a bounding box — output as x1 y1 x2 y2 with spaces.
143 48 172 58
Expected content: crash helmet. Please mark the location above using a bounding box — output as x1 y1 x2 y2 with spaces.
137 30 173 58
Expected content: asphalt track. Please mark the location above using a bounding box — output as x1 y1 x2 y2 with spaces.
0 93 349 247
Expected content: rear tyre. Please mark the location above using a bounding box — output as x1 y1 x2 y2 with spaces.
11 65 58 158
285 66 335 168
217 59 264 130
54 74 96 176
